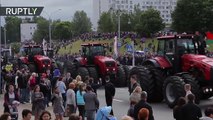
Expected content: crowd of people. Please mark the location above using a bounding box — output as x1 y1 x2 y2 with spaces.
0 64 213 120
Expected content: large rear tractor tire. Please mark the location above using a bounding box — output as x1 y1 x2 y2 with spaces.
115 66 126 87
129 66 155 102
178 73 200 104
88 67 99 83
67 62 77 79
150 68 166 102
163 76 185 108
122 65 130 86
77 67 89 82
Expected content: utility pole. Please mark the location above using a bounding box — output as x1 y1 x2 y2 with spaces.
4 27 6 47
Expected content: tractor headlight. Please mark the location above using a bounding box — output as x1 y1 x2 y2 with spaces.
113 68 115 71
106 68 109 71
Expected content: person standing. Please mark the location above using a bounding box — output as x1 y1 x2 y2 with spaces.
173 97 186 120
39 74 50 108
83 85 99 120
76 83 86 120
52 86 65 120
129 75 139 94
66 82 76 115
181 94 202 120
105 76 115 115
31 85 45 120
200 107 213 120
134 91 154 120
56 77 66 107
64 72 73 89
3 84 20 120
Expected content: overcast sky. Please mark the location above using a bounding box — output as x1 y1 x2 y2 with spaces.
1 0 93 22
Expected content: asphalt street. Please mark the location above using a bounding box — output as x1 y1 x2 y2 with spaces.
0 87 212 120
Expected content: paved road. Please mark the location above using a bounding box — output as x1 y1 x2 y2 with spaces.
0 87 212 120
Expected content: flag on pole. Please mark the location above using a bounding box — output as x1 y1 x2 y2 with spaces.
206 32 213 44
42 39 47 55
114 36 118 58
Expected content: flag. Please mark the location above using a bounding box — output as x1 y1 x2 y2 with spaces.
206 32 213 44
114 36 118 58
42 39 47 55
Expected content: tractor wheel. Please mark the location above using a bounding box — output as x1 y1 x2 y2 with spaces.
114 66 126 87
122 65 130 86
179 73 200 104
29 64 36 72
129 66 155 102
77 67 89 82
163 76 185 108
56 61 64 74
150 68 166 102
67 62 77 79
88 67 99 83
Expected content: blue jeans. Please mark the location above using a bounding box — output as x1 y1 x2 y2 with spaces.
20 88 28 102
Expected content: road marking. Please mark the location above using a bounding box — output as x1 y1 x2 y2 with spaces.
113 99 124 102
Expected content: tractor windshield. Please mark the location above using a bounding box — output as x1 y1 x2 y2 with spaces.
177 39 195 54
21 46 43 56
82 45 105 57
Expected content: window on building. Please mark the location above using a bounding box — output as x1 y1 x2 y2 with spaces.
166 14 169 17
126 0 128 3
146 1 149 4
121 0 124 4
30 32 32 35
162 15 164 18
130 1 132 4
130 5 132 8
30 27 32 29
126 5 128 8
117 1 119 4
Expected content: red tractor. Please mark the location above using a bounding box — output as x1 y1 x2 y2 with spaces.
67 42 128 87
18 44 52 73
130 34 213 108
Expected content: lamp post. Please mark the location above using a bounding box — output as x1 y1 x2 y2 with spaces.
42 9 61 48
4 27 6 47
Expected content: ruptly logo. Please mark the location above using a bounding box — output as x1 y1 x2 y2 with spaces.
0 7 44 16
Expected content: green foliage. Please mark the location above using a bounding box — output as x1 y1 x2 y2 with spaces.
98 12 116 32
52 21 72 40
72 11 92 36
5 17 22 43
10 42 21 54
172 0 213 32
134 9 165 37
33 16 49 43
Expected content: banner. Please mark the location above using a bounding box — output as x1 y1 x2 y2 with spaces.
114 36 118 58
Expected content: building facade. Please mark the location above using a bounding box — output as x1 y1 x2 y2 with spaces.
92 0 177 31
20 23 37 42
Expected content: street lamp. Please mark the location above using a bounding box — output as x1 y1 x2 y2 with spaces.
42 9 61 48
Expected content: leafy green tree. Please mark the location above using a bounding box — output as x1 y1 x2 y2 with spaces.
98 12 115 32
53 21 72 40
134 9 164 37
172 0 213 32
5 17 22 43
72 11 92 35
33 16 49 43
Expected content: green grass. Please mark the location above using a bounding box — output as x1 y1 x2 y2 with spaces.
58 38 158 56
58 38 213 56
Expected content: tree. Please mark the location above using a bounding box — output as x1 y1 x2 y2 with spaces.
98 12 115 32
172 0 213 33
72 11 92 36
5 16 22 43
33 16 49 43
53 21 72 40
134 9 164 37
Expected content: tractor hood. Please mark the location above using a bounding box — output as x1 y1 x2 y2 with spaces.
94 56 116 63
182 54 213 67
34 55 51 61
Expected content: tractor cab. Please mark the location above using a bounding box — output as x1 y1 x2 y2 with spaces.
20 45 43 62
81 43 106 64
157 34 195 73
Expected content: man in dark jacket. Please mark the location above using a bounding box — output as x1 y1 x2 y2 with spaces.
134 91 154 120
181 94 202 120
129 75 139 94
105 76 115 115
